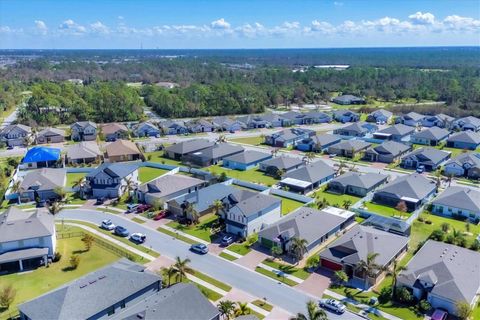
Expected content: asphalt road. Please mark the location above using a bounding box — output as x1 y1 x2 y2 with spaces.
57 208 363 319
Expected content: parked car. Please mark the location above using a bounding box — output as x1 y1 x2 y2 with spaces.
126 203 139 213
416 165 425 173
130 233 146 243
153 210 169 220
114 226 129 237
136 204 152 213
190 243 209 254
319 299 346 314
431 309 448 320
95 197 107 205
221 235 234 246
100 219 115 231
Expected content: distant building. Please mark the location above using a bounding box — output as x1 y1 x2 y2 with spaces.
105 140 142 163
366 109 393 124
35 127 66 144
364 141 412 163
259 156 304 175
0 124 31 147
332 110 360 123
211 116 246 132
431 186 480 222
397 112 425 127
100 123 129 141
223 150 272 171
421 114 454 128
70 121 97 141
332 95 366 105
333 122 377 137
327 140 371 158
131 122 161 138
185 119 215 133
446 131 480 150
159 120 188 135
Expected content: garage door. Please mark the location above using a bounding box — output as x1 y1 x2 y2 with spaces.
321 259 343 271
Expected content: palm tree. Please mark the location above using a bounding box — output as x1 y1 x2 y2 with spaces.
333 270 349 286
290 237 308 263
334 160 347 176
355 252 382 289
271 246 283 260
342 199 352 210
122 177 136 195
11 180 23 204
304 152 316 164
433 169 443 189
210 200 224 218
234 302 251 316
71 176 85 190
290 300 327 320
217 300 236 319
316 197 329 210
173 256 193 282
386 260 407 300
47 201 63 216
161 266 178 287
186 205 200 225
313 136 322 153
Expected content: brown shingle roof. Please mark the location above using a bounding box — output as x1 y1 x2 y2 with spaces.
106 140 141 157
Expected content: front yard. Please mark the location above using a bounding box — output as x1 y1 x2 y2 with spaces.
207 165 279 187
262 259 310 280
166 213 219 242
138 167 170 183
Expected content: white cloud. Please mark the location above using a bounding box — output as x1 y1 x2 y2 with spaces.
34 20 48 35
443 15 480 31
409 12 435 25
90 21 109 34
310 20 335 33
211 18 230 29
58 19 86 35
282 21 300 29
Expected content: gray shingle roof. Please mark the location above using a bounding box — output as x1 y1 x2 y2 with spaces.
329 172 388 190
169 183 238 213
329 140 371 152
19 259 161 320
138 174 204 198
0 124 31 135
284 160 334 183
432 186 480 213
398 240 480 305
86 163 137 179
223 150 271 164
37 127 66 137
404 112 425 121
71 121 97 129
375 173 436 200
376 124 415 136
192 143 244 160
311 134 342 146
447 131 480 144
445 152 480 168
402 147 450 166
165 139 214 155
412 127 450 140
370 141 410 157
260 156 304 171
338 122 371 134
67 141 102 160
370 109 393 118
0 207 54 243
20 168 66 191
227 190 280 218
455 116 480 127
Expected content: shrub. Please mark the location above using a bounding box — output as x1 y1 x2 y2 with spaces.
395 287 413 304
69 254 81 269
53 252 62 262
425 220 432 225
418 299 431 313
470 239 480 251
417 217 424 222
429 229 445 241
0 284 16 309
305 255 320 270
378 287 392 304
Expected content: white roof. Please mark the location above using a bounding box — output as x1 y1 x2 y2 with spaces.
322 206 356 219
401 196 420 203
280 177 312 188
374 132 392 137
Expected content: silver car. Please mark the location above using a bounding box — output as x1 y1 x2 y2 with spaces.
100 219 115 231
319 298 346 314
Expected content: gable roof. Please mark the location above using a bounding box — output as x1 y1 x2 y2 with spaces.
71 121 97 129
412 127 450 140
100 123 128 135
165 139 214 155
0 124 31 135
445 152 480 168
86 163 137 179
333 95 364 103
370 109 393 118
105 139 141 157
329 139 371 152
132 122 159 132
402 147 450 166
223 150 271 164
375 173 436 201
309 134 342 146
455 116 480 128
284 160 334 183
403 112 424 121
0 207 54 243
169 183 238 213
333 109 358 117
191 143 244 160
260 156 304 170
268 128 314 142
338 122 375 134
447 130 480 144
369 141 411 157
67 142 102 160
22 146 61 163
20 168 66 191
227 190 280 218
138 174 204 198
37 127 65 137
376 124 415 136
432 186 480 213
329 172 388 190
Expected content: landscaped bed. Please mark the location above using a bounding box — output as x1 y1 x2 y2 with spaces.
262 259 310 280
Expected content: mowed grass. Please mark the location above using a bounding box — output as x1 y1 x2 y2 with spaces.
166 214 219 243
229 136 265 146
273 196 305 215
363 201 408 219
138 167 170 183
313 190 362 208
219 252 238 261
66 172 86 188
144 151 183 167
255 267 298 286
207 165 279 187
186 269 232 292
157 227 197 245
227 243 251 256
262 259 310 280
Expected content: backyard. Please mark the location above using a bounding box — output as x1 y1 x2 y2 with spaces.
66 172 86 188
313 190 362 208
273 195 305 215
363 201 408 219
229 136 265 146
207 165 279 186
144 151 183 167
138 167 170 183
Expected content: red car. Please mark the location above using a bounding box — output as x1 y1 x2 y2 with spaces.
153 210 169 220
136 204 152 213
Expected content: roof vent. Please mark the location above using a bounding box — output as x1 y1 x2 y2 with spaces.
98 275 106 280
25 220 32 223
89 280 97 284
79 284 88 289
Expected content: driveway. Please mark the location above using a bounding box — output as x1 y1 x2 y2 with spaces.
295 269 332 299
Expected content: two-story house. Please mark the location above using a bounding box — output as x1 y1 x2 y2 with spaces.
131 122 161 138
264 128 315 148
85 163 139 199
70 121 98 141
0 124 32 147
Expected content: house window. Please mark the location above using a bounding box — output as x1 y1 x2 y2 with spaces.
120 300 126 309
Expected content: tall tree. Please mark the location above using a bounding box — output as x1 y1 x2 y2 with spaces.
290 237 308 263
386 260 407 300
173 256 193 282
217 300 236 320
355 252 383 289
290 300 327 320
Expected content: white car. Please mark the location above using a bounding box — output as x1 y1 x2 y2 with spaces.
100 219 115 231
130 233 147 243
319 298 346 314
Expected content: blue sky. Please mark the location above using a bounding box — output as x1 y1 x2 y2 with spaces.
0 0 479 49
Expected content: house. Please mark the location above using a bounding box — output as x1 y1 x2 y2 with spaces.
333 122 377 137
366 109 393 124
211 116 245 132
279 160 335 194
18 259 162 320
259 207 355 253
105 140 142 162
183 143 244 167
363 141 412 163
327 172 388 197
446 130 480 150
21 146 62 169
159 120 188 135
131 122 160 137
137 173 206 205
223 150 272 171
320 225 409 289
66 141 103 164
35 127 66 144
431 186 480 222
410 127 450 146
70 121 97 141
185 119 215 133
397 112 425 127
264 128 315 148
443 153 480 179
332 94 366 105
237 115 270 129
400 147 451 171
270 112 297 126
453 116 480 132
0 124 31 147
303 111 332 124
165 139 214 160
327 140 372 158
373 124 415 142
100 123 129 141
372 173 437 212
332 110 360 123
223 189 282 237
0 207 55 272
421 114 455 128
296 134 342 152
259 156 304 175
396 240 480 316
85 163 139 198
18 168 66 202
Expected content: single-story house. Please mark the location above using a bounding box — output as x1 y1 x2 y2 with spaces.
332 95 366 105
363 141 412 163
131 122 160 137
185 119 215 133
278 111 304 126
237 115 270 129
373 124 415 142
183 143 244 167
259 206 355 253
66 141 103 164
0 207 55 273
421 114 455 129
327 172 388 197
137 173 206 205
35 127 66 144
261 113 289 127
211 116 246 132
70 121 97 141
366 109 393 124
21 146 62 170
259 156 305 175
320 225 409 289
431 186 480 222
105 139 142 162
410 127 450 146
453 116 480 132
446 130 480 150
400 147 451 171
296 134 342 152
279 160 335 194
223 150 272 171
327 140 372 158
18 168 66 202
397 240 480 316
303 111 332 124
372 173 437 212
0 124 31 147
159 120 188 135
443 153 480 179
224 189 282 238
85 163 139 199
397 112 425 127
264 128 315 148
101 123 129 141
332 110 360 123
333 122 377 137
164 139 214 160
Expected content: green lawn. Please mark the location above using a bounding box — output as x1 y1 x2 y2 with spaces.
65 192 86 205
0 229 120 317
138 167 169 183
166 214 219 242
157 227 197 245
144 151 183 166
219 252 238 261
313 190 362 208
186 269 232 292
66 172 86 188
229 136 265 146
227 243 251 256
262 259 310 280
255 267 298 286
207 165 279 186
252 299 273 312
131 217 146 224
273 196 305 215
160 269 223 302
363 202 408 219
